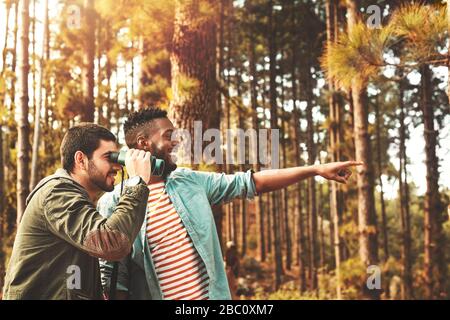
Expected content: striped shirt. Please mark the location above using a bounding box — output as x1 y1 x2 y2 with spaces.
146 181 209 300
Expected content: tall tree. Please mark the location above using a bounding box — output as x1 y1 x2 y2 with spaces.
447 0 450 103
0 0 13 238
10 0 19 112
288 0 306 293
248 28 266 262
398 76 413 299
170 0 217 163
16 0 31 225
1 0 12 76
421 64 447 299
268 0 283 290
325 0 342 299
346 2 379 297
81 0 95 122
306 52 318 293
374 96 388 262
30 0 49 190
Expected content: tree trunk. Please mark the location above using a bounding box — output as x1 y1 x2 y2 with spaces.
306 57 318 293
235 62 247 257
16 0 31 225
248 34 266 262
421 64 446 299
280 87 292 272
268 0 283 290
10 0 19 114
105 22 113 127
1 0 12 76
374 97 388 262
290 0 306 291
0 1 11 237
131 43 136 111
447 0 450 103
213 0 226 253
398 77 413 299
82 0 95 122
95 18 103 125
319 181 325 273
0 124 4 236
170 0 217 163
266 192 272 254
30 0 49 190
347 0 379 299
326 0 342 299
31 0 36 118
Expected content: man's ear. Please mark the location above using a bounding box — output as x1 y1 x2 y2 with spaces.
74 151 88 172
136 136 149 151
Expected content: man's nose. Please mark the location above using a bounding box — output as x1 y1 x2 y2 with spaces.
171 139 179 147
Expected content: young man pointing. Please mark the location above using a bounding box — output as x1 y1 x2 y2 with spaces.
98 108 361 300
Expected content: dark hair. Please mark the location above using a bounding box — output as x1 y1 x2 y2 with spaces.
60 123 116 173
123 107 168 148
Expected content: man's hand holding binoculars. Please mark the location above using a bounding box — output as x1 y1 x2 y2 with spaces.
124 149 153 184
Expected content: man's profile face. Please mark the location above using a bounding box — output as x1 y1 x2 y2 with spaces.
142 118 179 177
87 140 121 192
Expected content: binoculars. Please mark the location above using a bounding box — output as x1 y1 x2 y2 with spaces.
109 149 165 176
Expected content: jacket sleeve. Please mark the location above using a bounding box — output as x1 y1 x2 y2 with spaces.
189 169 258 206
43 181 149 261
97 190 131 293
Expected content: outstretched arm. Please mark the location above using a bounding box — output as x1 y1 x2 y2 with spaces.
253 161 363 194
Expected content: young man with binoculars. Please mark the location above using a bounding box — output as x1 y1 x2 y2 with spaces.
97 107 362 300
3 123 154 300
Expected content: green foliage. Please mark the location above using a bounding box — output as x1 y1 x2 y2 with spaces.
322 1 448 90
56 81 85 119
322 22 395 90
390 2 447 62
252 281 318 300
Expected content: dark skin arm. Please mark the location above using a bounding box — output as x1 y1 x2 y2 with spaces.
253 161 363 194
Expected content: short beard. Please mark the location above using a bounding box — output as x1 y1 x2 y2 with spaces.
150 144 177 178
88 160 114 192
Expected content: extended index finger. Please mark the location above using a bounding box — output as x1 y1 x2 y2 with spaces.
344 161 364 167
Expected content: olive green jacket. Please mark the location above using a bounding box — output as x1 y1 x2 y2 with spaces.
2 169 149 300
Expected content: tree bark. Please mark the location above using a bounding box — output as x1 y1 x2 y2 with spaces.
326 0 342 299
280 81 292 272
421 64 447 299
374 97 388 262
30 0 49 190
248 34 266 263
16 0 31 225
447 0 450 103
290 0 306 292
398 77 413 299
81 0 95 122
347 0 379 299
306 51 318 293
268 0 283 290
170 0 217 160
10 0 19 114
1 0 12 76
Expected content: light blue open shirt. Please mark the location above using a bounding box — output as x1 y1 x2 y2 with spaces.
97 167 257 300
